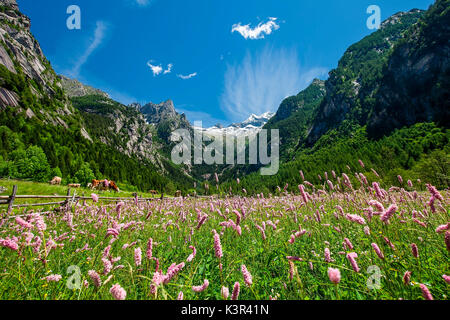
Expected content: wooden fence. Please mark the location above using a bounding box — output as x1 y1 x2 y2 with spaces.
0 185 215 215
0 185 170 215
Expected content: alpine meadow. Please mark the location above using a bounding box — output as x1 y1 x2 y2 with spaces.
0 0 448 303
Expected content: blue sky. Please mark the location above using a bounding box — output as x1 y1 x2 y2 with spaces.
18 0 435 126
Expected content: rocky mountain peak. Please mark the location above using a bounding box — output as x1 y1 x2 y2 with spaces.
60 76 110 99
140 99 178 124
380 9 424 30
1 0 19 11
0 0 64 107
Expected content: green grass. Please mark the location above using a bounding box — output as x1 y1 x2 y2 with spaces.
0 179 163 208
0 177 448 300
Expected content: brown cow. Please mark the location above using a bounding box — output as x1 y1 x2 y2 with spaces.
175 190 182 197
91 179 102 189
68 183 81 188
109 181 120 192
91 179 119 192
50 176 62 185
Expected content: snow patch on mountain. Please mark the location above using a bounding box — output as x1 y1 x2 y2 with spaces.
194 112 275 137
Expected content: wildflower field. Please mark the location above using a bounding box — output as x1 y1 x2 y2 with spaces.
0 171 449 300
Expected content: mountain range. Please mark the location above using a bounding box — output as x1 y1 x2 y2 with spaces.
0 0 448 194
194 112 275 137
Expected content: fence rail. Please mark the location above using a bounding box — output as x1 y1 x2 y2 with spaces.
0 185 174 214
0 185 215 214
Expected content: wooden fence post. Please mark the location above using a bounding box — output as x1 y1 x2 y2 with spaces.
7 185 17 215
63 188 71 209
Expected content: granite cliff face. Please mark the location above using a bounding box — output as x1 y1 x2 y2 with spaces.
0 0 82 132
0 0 62 102
306 9 426 145
141 100 191 130
60 76 110 99
367 1 450 137
0 0 194 189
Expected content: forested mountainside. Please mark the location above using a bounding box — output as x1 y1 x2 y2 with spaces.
0 0 193 193
0 0 448 196
222 0 449 194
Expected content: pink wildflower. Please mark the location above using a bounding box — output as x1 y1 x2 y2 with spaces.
164 262 185 284
346 252 360 273
344 238 354 250
110 284 127 300
221 286 230 300
286 256 303 262
88 270 102 287
380 204 397 223
445 231 450 252
177 291 184 300
419 284 433 300
213 230 223 259
328 268 341 284
102 258 113 275
15 217 33 229
324 248 333 263
426 184 443 201
91 193 99 203
371 243 384 259
411 243 419 258
42 274 62 282
146 238 153 259
403 271 412 286
241 265 253 286
358 159 365 168
231 282 240 300
116 201 125 214
435 223 449 233
0 238 18 251
442 275 450 284
298 185 309 204
186 245 196 262
134 247 142 267
192 279 209 293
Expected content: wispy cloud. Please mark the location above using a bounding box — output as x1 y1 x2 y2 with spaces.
147 62 162 76
136 0 151 6
232 17 280 40
70 21 108 77
220 46 328 122
147 60 173 76
177 72 197 80
163 63 173 74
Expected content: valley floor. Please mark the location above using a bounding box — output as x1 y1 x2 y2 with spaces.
0 177 448 300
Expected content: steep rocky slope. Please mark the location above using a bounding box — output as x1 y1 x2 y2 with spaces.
0 0 193 192
306 9 426 145
367 0 450 137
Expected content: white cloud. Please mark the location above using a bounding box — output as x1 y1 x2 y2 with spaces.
70 21 108 77
163 63 173 74
232 17 280 40
220 46 328 122
147 61 163 76
136 0 150 6
147 61 173 76
177 72 197 80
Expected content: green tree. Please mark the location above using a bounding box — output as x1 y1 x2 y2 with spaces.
10 145 51 182
73 163 95 187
